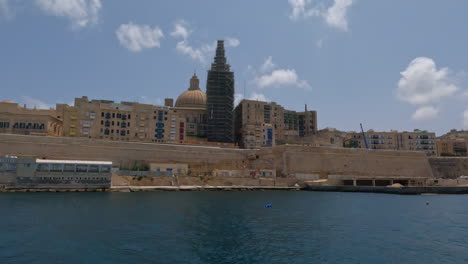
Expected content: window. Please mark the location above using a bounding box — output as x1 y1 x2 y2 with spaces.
64 164 75 172
88 165 99 172
100 166 111 173
76 165 87 172
37 164 49 172
50 164 63 172
112 113 115 118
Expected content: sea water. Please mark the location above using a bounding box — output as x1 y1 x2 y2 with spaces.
1 191 467 264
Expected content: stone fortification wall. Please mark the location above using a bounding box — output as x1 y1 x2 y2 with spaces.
0 134 252 175
252 145 433 178
429 157 468 179
0 134 434 180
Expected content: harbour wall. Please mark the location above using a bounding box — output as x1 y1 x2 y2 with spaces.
428 157 468 179
0 134 433 181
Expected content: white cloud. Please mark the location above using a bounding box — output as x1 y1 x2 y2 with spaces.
234 93 244 106
396 57 458 105
175 40 215 64
288 0 320 20
20 96 53 109
0 0 14 20
249 92 270 102
170 20 239 65
256 69 310 89
225 37 240 47
260 56 276 73
116 22 164 52
170 20 191 39
35 0 101 28
288 0 353 31
171 21 211 64
324 0 353 31
463 110 468 129
412 106 439 121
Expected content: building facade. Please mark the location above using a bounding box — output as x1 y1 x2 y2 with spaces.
0 156 112 188
0 100 62 137
345 129 436 155
174 74 208 144
58 96 185 143
206 40 235 143
234 99 317 149
436 139 467 156
56 74 213 145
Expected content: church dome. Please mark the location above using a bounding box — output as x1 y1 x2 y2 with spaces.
175 74 207 108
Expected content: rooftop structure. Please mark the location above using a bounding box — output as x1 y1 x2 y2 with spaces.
175 74 207 108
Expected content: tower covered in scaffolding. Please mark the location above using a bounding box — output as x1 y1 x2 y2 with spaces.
206 40 235 143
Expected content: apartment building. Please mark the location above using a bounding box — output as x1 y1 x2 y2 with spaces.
234 99 317 149
57 96 187 143
345 129 436 155
0 100 62 137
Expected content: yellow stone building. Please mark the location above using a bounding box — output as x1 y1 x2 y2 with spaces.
0 100 62 137
345 129 436 155
55 74 212 145
436 139 467 156
234 99 317 148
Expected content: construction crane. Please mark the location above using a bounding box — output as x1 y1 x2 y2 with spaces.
360 123 369 149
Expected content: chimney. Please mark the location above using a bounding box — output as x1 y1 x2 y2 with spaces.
164 98 174 107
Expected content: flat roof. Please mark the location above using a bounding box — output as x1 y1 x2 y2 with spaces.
36 159 112 165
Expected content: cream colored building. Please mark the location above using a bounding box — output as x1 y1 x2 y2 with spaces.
57 74 209 145
0 100 62 137
345 129 436 155
436 139 467 156
234 100 317 148
58 96 184 143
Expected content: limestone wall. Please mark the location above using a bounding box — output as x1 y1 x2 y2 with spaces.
0 134 252 173
429 157 468 179
252 145 433 178
0 134 434 180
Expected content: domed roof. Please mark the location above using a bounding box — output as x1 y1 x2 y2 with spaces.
175 74 207 108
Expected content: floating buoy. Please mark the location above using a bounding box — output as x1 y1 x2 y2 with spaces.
426 201 429 205
265 204 272 208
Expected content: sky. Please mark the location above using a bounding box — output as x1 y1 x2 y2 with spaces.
1 0 468 135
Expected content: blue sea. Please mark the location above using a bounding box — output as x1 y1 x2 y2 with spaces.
1 191 468 264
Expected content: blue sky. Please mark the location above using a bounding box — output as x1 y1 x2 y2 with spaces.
1 0 467 135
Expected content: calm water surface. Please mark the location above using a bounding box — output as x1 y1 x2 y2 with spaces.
1 191 468 264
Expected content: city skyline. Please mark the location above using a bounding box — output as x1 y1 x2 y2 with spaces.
1 0 468 135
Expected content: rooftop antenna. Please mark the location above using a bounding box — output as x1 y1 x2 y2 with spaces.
243 80 246 100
